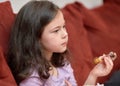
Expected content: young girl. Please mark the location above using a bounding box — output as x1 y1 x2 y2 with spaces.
7 0 113 86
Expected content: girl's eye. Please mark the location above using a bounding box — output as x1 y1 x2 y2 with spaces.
53 29 59 33
63 25 66 28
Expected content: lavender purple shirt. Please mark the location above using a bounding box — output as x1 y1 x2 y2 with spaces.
19 64 77 86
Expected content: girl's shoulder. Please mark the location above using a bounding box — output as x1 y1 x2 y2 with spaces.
19 70 43 86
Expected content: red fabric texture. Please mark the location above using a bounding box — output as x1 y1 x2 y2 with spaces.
62 1 120 85
0 1 15 55
88 1 120 83
104 0 120 4
62 3 94 85
0 47 17 86
0 1 17 86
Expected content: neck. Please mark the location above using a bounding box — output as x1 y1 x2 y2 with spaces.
42 49 53 61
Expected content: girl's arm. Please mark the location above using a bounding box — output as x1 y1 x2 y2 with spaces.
19 77 43 86
19 70 43 86
84 55 113 85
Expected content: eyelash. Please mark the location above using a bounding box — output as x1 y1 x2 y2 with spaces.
53 25 66 33
63 25 65 28
54 29 59 32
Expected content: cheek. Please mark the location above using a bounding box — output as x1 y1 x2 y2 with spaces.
41 37 59 50
42 42 59 52
48 38 59 47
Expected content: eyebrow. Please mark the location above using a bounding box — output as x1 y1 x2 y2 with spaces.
53 26 61 29
52 22 65 29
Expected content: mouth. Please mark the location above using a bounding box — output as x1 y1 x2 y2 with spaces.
61 42 67 46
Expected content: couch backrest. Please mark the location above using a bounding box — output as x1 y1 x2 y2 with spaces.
0 1 15 55
0 46 17 86
62 0 120 85
0 1 17 86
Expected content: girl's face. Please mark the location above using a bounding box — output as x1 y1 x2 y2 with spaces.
40 11 68 55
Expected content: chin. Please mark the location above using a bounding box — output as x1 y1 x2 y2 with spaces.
54 46 67 53
59 48 67 53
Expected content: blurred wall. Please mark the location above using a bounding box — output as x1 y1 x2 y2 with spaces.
0 0 103 13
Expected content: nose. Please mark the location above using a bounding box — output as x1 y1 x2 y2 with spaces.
61 28 68 39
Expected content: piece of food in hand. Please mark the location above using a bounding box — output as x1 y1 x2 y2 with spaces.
94 57 102 64
107 52 117 61
94 51 117 64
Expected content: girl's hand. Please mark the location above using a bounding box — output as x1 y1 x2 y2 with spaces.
84 54 114 85
65 80 72 86
91 55 114 78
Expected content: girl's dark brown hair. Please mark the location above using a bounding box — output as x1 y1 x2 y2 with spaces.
7 0 69 84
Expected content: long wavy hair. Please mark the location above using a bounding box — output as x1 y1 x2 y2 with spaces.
7 0 70 84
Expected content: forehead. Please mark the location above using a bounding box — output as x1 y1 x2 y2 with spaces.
45 10 65 30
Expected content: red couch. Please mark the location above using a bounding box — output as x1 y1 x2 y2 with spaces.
62 0 120 85
0 1 17 86
0 0 120 86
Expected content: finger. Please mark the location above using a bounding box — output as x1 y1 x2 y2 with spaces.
94 55 105 64
65 80 71 86
105 57 113 66
99 55 105 60
104 57 113 70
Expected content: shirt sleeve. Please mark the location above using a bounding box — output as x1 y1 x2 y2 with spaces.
19 70 43 86
19 76 43 86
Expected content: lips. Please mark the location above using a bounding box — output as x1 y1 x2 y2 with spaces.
61 42 67 46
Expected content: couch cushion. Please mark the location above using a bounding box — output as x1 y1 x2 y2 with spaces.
0 1 16 86
104 0 120 4
0 46 17 86
0 1 15 55
62 1 120 85
62 2 94 85
80 0 120 83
